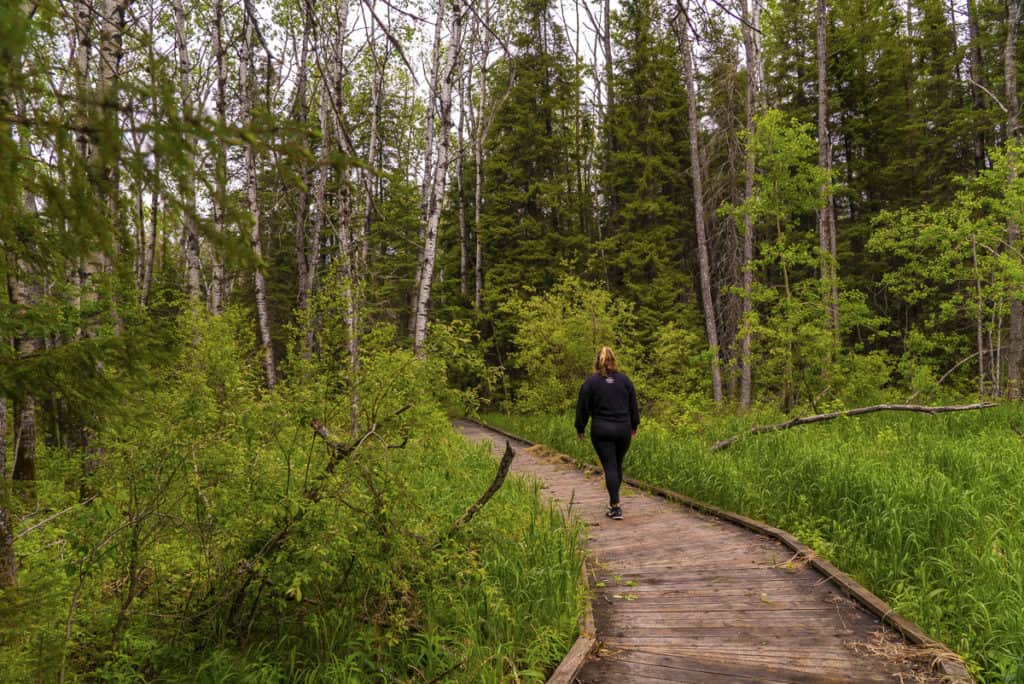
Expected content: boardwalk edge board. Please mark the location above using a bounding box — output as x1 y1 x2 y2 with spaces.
544 560 597 684
462 418 973 683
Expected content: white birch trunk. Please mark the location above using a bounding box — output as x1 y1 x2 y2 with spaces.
677 3 723 403
242 0 276 388
816 0 838 336
414 0 463 355
173 0 201 302
1005 0 1022 399
210 0 227 314
739 0 763 409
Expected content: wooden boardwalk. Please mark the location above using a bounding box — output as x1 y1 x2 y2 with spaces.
455 421 970 683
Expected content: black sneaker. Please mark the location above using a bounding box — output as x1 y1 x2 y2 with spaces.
607 505 623 520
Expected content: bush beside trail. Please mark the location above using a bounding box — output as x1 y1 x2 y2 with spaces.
0 313 585 682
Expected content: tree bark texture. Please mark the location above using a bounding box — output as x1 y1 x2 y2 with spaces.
173 0 202 302
12 192 40 481
677 2 724 403
0 506 14 588
242 0 277 388
209 0 228 314
1006 0 1022 399
966 0 987 171
410 0 447 333
293 9 312 322
0 397 6 479
413 0 463 356
739 0 763 409
816 0 839 335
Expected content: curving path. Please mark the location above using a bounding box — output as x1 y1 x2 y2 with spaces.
454 420 971 684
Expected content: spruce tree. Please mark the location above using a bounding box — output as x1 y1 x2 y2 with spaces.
479 0 587 303
600 0 696 338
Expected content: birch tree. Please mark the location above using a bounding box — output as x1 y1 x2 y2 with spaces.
241 0 276 388
676 1 723 403
173 0 201 302
210 0 228 313
739 0 763 408
816 0 838 335
1005 0 1022 399
413 0 463 356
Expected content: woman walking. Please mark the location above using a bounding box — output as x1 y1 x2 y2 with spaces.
575 346 639 520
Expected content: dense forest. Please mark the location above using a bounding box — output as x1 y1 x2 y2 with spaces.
2 0 1023 679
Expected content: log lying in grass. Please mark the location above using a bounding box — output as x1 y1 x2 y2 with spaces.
439 441 516 545
712 402 998 452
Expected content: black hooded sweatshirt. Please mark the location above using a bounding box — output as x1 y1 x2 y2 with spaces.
574 371 640 435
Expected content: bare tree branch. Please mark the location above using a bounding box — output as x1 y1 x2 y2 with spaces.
712 403 999 451
438 440 516 545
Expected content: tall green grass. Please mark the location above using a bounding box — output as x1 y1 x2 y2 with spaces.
0 313 585 682
487 406 1024 682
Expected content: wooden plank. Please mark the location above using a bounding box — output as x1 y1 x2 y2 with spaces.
454 421 971 684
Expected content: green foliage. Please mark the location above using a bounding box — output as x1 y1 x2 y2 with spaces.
1 310 584 681
426 319 503 416
488 406 1024 682
501 275 640 413
641 323 714 425
480 0 589 305
600 0 696 334
868 142 1024 397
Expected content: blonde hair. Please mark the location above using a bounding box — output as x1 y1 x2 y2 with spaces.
594 346 619 377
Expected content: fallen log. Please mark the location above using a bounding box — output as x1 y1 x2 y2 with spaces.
712 402 998 452
438 440 516 545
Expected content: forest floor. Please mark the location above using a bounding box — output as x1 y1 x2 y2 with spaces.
455 420 969 683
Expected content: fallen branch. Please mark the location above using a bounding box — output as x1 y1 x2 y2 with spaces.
438 441 516 545
712 403 998 452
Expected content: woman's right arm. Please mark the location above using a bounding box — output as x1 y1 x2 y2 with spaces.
574 378 590 436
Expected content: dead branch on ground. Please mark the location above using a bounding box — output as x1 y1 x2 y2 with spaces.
712 403 998 452
436 440 516 546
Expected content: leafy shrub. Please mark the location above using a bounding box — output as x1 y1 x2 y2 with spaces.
501 274 640 413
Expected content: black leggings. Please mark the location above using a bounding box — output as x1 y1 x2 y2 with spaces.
590 421 632 506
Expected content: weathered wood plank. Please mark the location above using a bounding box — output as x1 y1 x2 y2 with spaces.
453 421 970 683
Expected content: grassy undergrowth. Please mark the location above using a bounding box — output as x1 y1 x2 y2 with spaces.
1 312 585 682
486 406 1024 682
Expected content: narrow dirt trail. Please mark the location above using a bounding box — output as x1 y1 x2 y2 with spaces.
455 420 969 683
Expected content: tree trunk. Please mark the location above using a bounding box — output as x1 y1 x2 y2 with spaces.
816 0 838 336
12 398 36 482
411 0 447 333
12 191 40 482
676 2 723 403
0 397 6 479
142 166 158 307
97 0 130 240
242 0 276 388
973 235 986 396
413 0 463 356
966 0 987 171
1006 0 1023 399
457 83 468 298
210 0 228 314
173 0 201 302
71 0 92 161
307 56 332 355
739 0 763 409
362 50 383 276
0 506 14 588
329 0 360 433
473 56 487 311
294 9 312 325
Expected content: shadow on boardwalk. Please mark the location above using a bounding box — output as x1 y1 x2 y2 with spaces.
454 420 971 684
